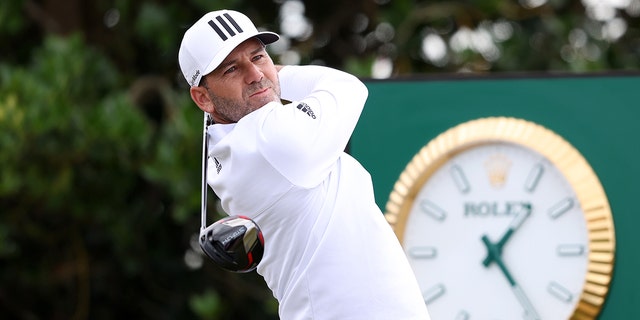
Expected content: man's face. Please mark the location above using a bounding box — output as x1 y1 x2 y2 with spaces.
201 38 280 123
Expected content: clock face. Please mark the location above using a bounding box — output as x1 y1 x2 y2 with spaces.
403 142 588 319
386 117 615 320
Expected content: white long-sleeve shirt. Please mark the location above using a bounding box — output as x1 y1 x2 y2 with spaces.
206 65 430 319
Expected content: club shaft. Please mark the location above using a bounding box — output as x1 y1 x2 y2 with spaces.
201 112 210 230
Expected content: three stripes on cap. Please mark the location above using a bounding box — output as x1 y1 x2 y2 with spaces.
208 13 244 41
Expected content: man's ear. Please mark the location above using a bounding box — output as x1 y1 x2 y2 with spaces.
190 86 215 114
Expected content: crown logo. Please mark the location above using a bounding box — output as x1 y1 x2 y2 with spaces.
484 153 512 188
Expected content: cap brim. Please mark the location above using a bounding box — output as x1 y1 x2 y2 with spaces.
255 32 279 45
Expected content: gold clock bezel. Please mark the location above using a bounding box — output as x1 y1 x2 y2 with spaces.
385 117 615 319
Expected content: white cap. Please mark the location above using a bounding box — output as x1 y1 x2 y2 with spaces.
178 10 280 87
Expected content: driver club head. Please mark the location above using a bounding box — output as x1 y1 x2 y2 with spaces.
199 215 265 273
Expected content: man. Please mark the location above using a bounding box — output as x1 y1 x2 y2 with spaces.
179 9 431 320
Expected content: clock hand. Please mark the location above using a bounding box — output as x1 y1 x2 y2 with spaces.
482 208 531 266
482 235 540 320
513 283 539 320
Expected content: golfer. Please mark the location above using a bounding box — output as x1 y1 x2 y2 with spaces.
179 9 431 320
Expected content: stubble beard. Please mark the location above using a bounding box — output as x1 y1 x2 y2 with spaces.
208 78 281 123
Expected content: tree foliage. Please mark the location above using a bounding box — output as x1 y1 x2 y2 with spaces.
0 18 276 320
377 0 640 75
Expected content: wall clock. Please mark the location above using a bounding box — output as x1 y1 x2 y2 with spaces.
385 117 615 319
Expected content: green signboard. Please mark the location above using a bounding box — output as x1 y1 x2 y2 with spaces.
351 74 640 319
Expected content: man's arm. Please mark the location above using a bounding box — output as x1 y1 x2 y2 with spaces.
259 65 369 187
277 65 367 111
